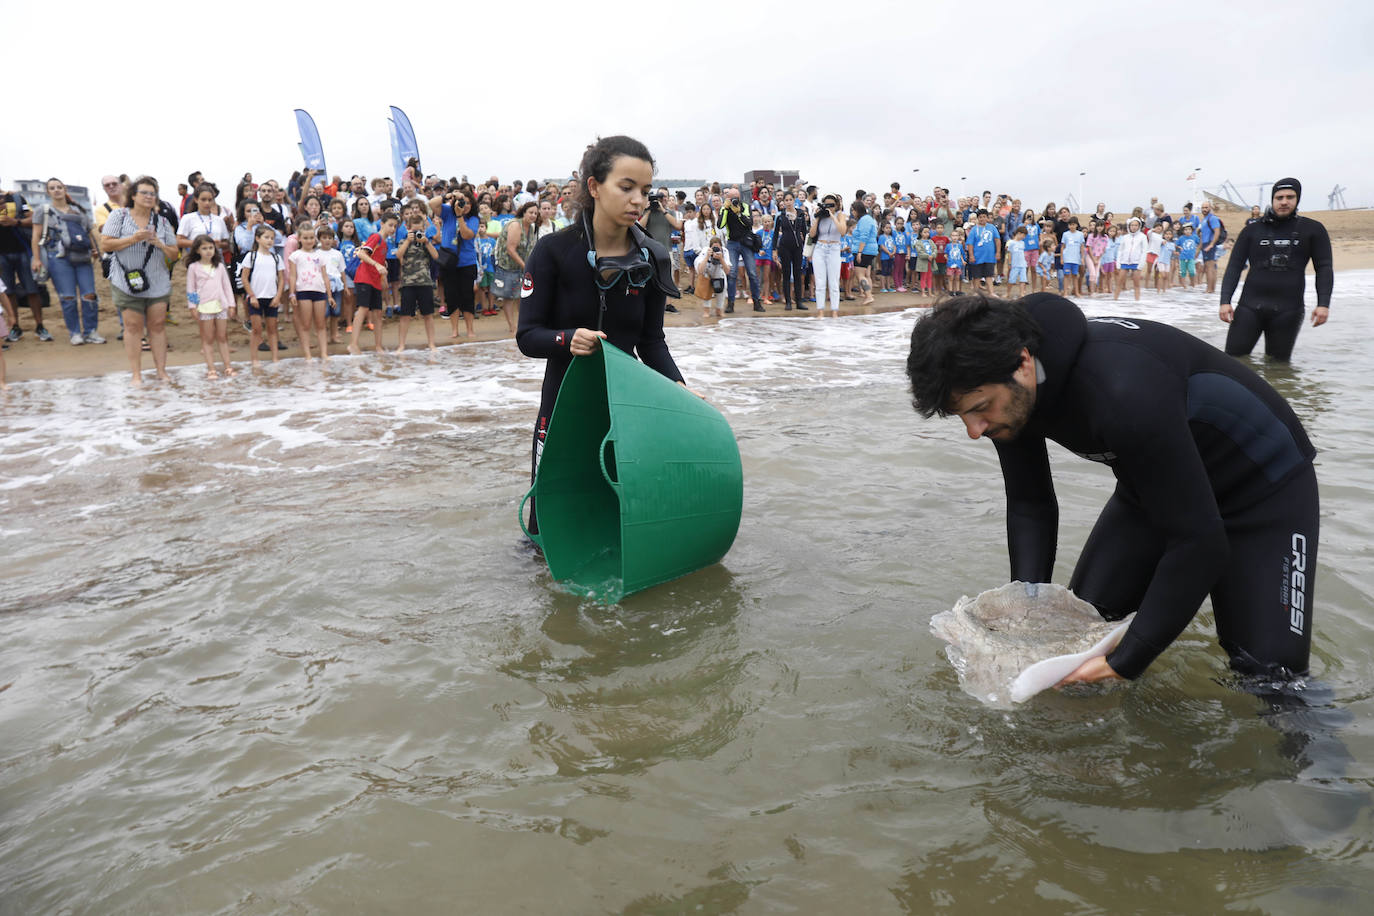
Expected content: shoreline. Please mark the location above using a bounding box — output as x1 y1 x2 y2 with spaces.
5 208 1370 385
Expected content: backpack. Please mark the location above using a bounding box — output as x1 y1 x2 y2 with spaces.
1216 219 1228 246
244 248 282 290
42 204 93 258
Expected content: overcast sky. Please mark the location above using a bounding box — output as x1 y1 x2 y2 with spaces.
7 0 1371 212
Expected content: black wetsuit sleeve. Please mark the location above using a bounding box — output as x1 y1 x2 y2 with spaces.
1092 371 1231 679
995 435 1059 583
1219 222 1253 304
1311 221 1334 309
515 236 573 359
635 285 683 383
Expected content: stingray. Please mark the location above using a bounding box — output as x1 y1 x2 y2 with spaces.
930 581 1133 707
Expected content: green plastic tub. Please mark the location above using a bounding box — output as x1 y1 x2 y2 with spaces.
520 342 743 602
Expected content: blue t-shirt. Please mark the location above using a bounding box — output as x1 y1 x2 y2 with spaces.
1177 214 1201 236
1157 239 1176 267
968 224 999 264
1177 235 1199 259
1198 213 1222 245
879 234 895 260
852 214 878 256
1006 238 1026 270
1061 230 1085 265
1102 238 1119 263
840 234 854 264
945 242 966 269
338 238 360 278
894 229 909 255
1023 223 1040 252
476 235 497 271
755 228 773 260
354 218 379 245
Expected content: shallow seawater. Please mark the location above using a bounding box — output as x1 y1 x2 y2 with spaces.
2 275 1372 913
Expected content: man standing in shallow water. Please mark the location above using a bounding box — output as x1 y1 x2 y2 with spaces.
906 293 1319 686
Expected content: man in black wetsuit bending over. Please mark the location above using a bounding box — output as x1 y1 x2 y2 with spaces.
907 293 1319 686
1220 177 1333 361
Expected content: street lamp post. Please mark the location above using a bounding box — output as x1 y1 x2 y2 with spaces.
1078 171 1086 216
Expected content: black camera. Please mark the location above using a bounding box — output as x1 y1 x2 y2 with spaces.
649 192 663 211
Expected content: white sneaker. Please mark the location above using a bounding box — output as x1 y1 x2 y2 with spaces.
70 333 85 346
84 331 107 344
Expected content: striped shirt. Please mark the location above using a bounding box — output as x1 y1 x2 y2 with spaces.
102 208 178 298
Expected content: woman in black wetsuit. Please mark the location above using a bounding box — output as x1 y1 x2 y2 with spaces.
515 135 685 532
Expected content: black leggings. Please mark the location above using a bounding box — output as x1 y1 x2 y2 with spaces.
1225 304 1305 361
440 263 477 314
777 246 804 306
1069 463 1318 678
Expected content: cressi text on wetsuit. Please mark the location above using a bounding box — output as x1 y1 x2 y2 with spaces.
1220 210 1332 361
995 294 1318 679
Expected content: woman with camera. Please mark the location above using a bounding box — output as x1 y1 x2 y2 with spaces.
430 189 480 339
694 237 729 319
808 195 848 317
101 175 180 386
516 135 685 534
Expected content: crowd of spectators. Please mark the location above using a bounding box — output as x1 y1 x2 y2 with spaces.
0 164 1236 387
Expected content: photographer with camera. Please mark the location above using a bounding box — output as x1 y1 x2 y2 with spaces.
694 237 730 319
638 189 682 312
808 194 848 317
717 188 763 313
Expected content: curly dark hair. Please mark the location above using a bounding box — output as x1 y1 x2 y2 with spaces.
573 135 655 223
906 294 1042 418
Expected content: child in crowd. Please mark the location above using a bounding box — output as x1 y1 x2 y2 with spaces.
878 222 896 291
892 217 908 292
1155 228 1176 293
337 219 360 333
1145 221 1165 287
931 226 950 293
395 210 439 353
1114 217 1147 301
349 212 397 355
1101 224 1119 293
694 238 728 319
1022 214 1041 292
240 225 284 367
914 227 936 296
1176 224 1198 288
317 227 346 344
1004 226 1028 297
839 231 854 300
1084 222 1108 295
944 229 966 291
184 234 236 378
756 215 774 304
383 211 402 316
288 222 330 361
1036 237 1056 288
1060 218 1085 297
476 202 499 316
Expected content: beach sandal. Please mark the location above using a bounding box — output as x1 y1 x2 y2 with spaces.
141 339 151 351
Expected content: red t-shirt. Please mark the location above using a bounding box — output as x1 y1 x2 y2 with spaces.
932 234 950 264
355 232 385 289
